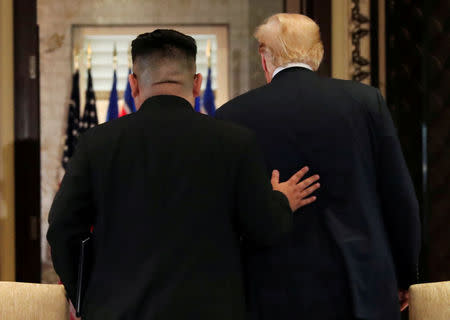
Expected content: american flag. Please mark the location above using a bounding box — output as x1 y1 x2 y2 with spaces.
62 70 80 170
79 68 98 134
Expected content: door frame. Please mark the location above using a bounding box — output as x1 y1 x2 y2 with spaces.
14 0 42 282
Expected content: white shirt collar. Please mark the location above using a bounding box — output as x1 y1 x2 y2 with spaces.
272 62 313 80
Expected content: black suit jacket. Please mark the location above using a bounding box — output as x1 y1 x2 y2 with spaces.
47 95 293 320
216 68 421 320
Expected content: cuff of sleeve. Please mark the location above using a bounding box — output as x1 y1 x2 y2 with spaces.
397 266 419 290
272 190 291 212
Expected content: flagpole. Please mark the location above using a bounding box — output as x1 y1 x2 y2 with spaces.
203 39 216 116
107 43 119 121
86 42 92 70
128 45 132 70
80 42 98 132
206 40 212 68
73 48 79 72
113 43 117 71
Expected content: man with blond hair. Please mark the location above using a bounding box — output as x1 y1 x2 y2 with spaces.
216 14 421 320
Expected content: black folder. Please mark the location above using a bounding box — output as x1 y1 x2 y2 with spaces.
76 236 92 317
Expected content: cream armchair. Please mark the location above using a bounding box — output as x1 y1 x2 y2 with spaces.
409 281 450 320
0 281 69 320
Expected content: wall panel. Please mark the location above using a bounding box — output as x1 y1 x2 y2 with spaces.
0 0 16 281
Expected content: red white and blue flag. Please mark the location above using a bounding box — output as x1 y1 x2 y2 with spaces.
120 68 136 117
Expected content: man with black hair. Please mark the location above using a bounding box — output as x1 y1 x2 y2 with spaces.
47 29 320 320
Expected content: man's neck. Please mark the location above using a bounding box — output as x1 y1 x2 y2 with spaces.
144 84 194 108
271 62 313 80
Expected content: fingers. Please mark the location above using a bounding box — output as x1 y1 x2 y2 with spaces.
298 196 317 208
291 195 317 211
278 167 320 211
288 166 309 184
271 170 280 188
299 182 320 198
298 174 320 190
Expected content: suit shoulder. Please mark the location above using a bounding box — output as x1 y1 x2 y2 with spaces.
322 77 382 114
196 112 255 145
327 77 379 102
78 113 136 145
217 85 269 118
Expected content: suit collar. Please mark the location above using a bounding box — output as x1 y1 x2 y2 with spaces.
138 95 194 113
271 66 314 82
272 63 313 79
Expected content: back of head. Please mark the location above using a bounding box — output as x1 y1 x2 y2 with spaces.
255 13 324 71
131 29 197 99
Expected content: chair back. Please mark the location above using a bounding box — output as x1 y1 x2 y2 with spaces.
0 281 69 320
409 281 450 320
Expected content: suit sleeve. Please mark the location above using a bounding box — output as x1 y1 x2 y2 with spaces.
215 103 232 121
373 89 421 289
47 134 95 303
214 106 225 120
234 133 293 246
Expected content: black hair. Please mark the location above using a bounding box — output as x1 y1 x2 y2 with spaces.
131 29 197 66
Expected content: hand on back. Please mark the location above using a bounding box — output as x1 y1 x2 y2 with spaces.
271 166 320 212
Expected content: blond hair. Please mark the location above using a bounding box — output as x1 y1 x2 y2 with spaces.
254 13 324 71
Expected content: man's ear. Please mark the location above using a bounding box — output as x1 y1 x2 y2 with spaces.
261 53 268 73
129 73 139 99
193 73 203 98
261 53 272 84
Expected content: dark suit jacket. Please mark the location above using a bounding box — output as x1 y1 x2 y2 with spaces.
47 95 293 320
216 67 421 320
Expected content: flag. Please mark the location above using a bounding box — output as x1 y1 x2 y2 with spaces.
119 107 127 118
79 68 98 134
202 67 216 116
106 70 119 121
194 96 201 112
62 70 80 169
119 68 136 117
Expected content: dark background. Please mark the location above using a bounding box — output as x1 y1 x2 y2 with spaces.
385 0 450 284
